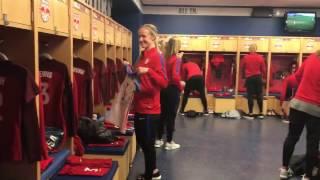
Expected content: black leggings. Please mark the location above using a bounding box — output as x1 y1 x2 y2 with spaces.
180 76 208 113
246 75 263 114
283 108 320 177
159 85 181 142
134 114 159 179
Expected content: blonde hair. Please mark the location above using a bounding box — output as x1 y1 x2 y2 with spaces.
139 24 159 48
165 38 181 59
316 49 320 57
249 44 258 53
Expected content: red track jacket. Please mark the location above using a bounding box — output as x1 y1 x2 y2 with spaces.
166 54 183 91
133 48 168 114
242 52 266 78
294 53 320 106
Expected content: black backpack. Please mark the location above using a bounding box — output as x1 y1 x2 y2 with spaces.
78 117 118 145
185 110 200 118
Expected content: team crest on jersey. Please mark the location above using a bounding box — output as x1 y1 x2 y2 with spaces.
73 13 80 31
40 0 50 23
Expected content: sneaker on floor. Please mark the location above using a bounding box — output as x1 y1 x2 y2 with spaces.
282 119 290 124
152 171 162 180
301 174 310 180
257 114 265 119
243 114 255 120
165 141 181 150
136 171 162 180
154 139 164 148
279 167 293 179
203 111 210 116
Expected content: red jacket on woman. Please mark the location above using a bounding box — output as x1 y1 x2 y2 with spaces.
133 47 168 114
294 53 320 106
242 52 266 78
181 61 202 81
166 54 183 91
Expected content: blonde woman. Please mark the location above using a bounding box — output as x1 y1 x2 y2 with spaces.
242 44 266 120
133 24 168 180
155 38 184 150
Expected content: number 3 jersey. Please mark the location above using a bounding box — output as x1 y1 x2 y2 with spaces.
39 58 76 143
0 61 41 162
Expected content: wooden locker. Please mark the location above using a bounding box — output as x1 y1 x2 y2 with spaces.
208 37 224 51
127 32 132 48
92 10 105 43
1 0 32 29
271 37 301 53
239 37 269 52
285 38 301 53
271 38 287 53
53 0 69 35
114 24 122 46
105 19 115 45
73 0 91 40
179 36 192 51
221 36 238 52
121 28 127 48
302 38 320 54
190 36 207 51
36 0 55 33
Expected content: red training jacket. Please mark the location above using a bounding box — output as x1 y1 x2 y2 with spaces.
294 53 320 106
182 61 202 81
166 54 183 91
133 47 168 114
242 53 266 78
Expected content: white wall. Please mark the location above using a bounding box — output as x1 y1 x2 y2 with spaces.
143 5 320 17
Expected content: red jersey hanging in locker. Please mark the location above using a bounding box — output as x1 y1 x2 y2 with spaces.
93 58 107 105
105 58 119 104
39 58 76 141
0 61 41 162
74 57 93 117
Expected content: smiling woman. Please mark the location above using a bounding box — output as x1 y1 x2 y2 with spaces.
132 24 168 180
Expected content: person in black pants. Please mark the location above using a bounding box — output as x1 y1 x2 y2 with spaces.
242 44 266 120
133 24 168 180
156 38 184 150
280 52 320 180
179 59 208 115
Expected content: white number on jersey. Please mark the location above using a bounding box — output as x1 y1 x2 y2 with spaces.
41 82 50 105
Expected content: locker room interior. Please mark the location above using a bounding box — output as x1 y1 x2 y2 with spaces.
0 0 320 180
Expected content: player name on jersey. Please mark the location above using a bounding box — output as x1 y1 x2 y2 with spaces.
40 71 53 79
74 67 85 75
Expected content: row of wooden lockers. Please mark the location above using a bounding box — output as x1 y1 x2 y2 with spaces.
159 34 320 54
0 0 132 47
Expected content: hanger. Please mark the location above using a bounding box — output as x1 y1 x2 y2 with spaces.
73 53 79 58
40 53 53 60
0 52 9 61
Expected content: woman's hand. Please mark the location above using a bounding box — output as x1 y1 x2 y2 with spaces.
136 67 149 75
177 52 184 59
180 81 186 87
